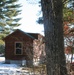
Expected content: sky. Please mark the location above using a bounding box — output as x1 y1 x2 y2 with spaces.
17 0 44 35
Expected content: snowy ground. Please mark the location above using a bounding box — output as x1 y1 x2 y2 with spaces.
0 57 5 64
65 54 74 63
0 57 33 75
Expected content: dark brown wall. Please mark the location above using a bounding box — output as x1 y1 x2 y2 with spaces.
4 30 33 61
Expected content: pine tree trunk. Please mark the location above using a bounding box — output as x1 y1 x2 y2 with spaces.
41 0 67 75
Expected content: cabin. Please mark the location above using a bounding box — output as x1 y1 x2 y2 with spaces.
3 29 45 66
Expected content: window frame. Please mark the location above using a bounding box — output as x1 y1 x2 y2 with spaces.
15 42 23 55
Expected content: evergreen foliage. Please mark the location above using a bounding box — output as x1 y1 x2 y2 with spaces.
0 40 5 54
37 0 74 25
0 0 21 35
0 0 21 54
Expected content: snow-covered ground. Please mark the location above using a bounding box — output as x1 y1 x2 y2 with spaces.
0 57 32 75
2 55 73 75
65 54 74 63
0 57 5 64
0 57 20 75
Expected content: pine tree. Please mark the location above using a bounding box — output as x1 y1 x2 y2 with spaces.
0 0 21 36
41 0 67 75
37 0 74 25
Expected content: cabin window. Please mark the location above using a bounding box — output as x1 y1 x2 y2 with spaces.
15 42 23 55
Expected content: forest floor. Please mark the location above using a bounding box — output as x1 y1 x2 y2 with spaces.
0 57 33 75
0 57 46 75
1 57 74 75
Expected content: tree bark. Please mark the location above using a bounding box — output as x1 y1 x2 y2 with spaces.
41 0 67 75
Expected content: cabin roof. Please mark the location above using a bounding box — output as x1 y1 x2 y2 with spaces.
3 29 42 40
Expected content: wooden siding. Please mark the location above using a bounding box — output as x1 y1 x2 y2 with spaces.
4 29 34 61
3 29 45 65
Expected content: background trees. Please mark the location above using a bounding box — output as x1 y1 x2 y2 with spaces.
63 0 74 64
27 0 74 75
0 0 21 36
0 0 21 54
37 0 74 60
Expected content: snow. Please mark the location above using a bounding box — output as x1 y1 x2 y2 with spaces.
0 57 31 75
0 57 5 64
65 54 74 63
0 57 20 75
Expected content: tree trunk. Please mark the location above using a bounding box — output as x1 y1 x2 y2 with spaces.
41 0 67 75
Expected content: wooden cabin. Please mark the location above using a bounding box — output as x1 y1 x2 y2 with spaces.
3 29 45 66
